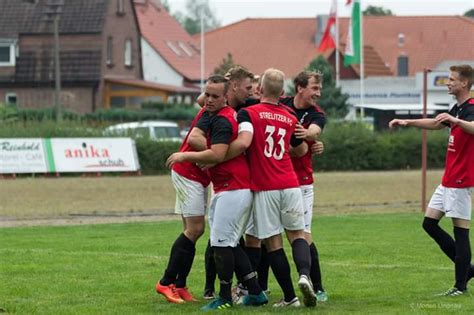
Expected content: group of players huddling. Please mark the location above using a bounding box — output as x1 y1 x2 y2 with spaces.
156 66 327 310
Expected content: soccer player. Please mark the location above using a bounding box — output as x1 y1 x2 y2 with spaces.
226 68 317 307
198 66 256 299
389 64 474 296
166 75 268 310
155 104 211 304
286 71 328 302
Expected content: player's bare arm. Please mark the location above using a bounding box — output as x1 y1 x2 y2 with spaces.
196 92 206 108
388 118 445 130
295 123 321 141
224 130 253 161
166 143 229 168
291 141 309 158
187 127 208 151
311 140 324 155
435 113 474 135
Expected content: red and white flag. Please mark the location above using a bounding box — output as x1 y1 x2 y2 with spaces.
318 0 337 51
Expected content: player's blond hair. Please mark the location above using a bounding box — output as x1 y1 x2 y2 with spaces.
261 68 285 98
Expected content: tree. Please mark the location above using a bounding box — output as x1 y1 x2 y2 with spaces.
287 56 349 118
178 0 221 35
464 9 474 18
213 53 241 76
363 5 393 16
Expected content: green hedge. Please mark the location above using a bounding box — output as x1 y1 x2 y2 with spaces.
0 120 449 174
135 139 180 175
313 123 448 171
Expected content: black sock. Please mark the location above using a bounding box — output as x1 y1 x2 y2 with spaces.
453 227 471 291
160 233 193 286
268 248 296 302
245 246 261 271
233 246 262 295
422 217 456 260
204 240 216 292
214 247 234 302
176 245 195 288
422 218 474 281
291 238 311 277
309 242 324 291
257 244 270 291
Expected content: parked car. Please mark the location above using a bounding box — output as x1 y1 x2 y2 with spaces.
104 121 182 142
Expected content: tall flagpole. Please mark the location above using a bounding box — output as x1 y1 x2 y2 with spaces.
200 7 205 92
335 0 340 87
359 0 364 118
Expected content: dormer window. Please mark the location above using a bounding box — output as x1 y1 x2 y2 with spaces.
166 41 182 56
0 39 17 67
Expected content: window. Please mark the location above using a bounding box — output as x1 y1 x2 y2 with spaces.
124 39 132 67
5 93 17 106
0 41 16 66
107 36 114 66
166 41 182 56
397 55 409 77
178 42 193 57
116 0 125 15
398 33 405 47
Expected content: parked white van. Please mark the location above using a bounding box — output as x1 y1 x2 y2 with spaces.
104 121 182 142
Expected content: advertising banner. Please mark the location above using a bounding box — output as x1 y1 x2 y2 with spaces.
0 139 48 173
49 138 140 173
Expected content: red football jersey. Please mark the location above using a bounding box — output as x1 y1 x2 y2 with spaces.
172 108 211 187
240 102 300 191
442 99 474 188
207 106 250 192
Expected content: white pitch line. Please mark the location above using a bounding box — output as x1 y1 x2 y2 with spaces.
0 248 453 271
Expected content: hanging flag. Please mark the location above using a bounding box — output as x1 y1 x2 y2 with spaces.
318 0 337 51
344 0 361 66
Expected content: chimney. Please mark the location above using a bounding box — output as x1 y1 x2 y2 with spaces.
315 15 329 46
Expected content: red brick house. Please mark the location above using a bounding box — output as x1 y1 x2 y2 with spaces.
0 0 142 113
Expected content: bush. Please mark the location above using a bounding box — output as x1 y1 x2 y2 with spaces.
0 120 449 174
314 122 448 171
135 138 181 175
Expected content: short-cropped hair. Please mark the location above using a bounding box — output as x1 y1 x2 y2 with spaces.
450 64 473 90
206 74 229 94
293 71 322 90
225 66 254 82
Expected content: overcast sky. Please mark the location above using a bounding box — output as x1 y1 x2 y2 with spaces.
169 0 473 26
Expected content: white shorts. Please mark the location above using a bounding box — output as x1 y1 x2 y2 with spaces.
428 185 473 220
208 189 253 247
171 170 208 217
247 188 305 239
301 185 314 233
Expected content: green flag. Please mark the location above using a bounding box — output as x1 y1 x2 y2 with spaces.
344 0 361 66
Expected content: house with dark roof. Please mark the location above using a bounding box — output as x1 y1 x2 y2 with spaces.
0 0 144 113
0 0 202 112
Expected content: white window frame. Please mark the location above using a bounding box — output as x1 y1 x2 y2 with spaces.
178 42 193 57
124 38 132 67
166 41 182 56
0 39 17 67
116 0 125 15
5 92 17 106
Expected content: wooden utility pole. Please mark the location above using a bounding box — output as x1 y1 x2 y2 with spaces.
421 68 431 212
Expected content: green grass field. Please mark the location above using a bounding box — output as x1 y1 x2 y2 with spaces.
2 213 474 314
